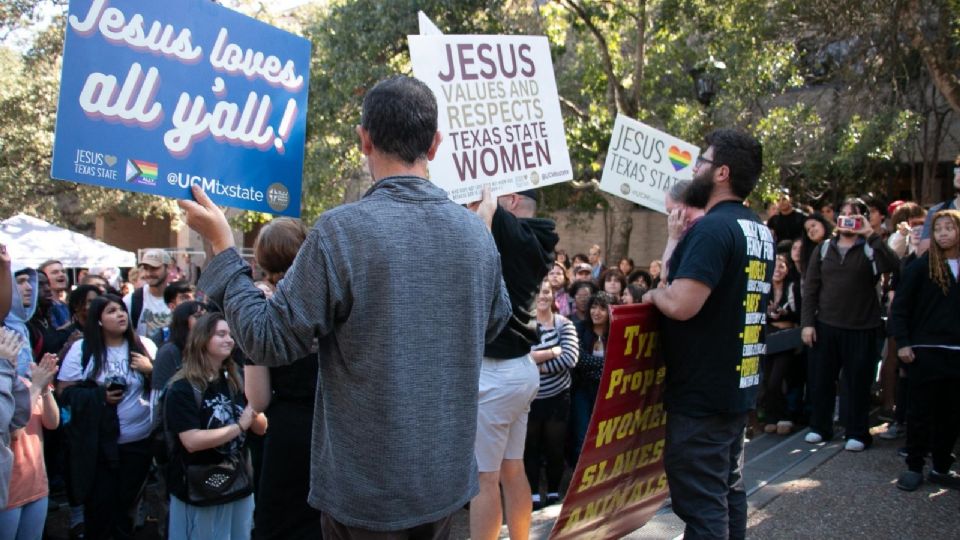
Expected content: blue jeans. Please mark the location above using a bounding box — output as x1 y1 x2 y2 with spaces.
0 497 48 540
168 494 254 540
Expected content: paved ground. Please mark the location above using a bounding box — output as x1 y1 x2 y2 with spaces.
746 434 960 540
44 422 959 539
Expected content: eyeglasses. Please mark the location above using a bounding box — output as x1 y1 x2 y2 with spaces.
695 155 718 168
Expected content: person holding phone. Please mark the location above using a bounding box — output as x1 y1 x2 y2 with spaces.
57 294 157 539
801 198 899 452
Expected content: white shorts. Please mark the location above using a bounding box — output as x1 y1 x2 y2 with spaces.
475 354 540 472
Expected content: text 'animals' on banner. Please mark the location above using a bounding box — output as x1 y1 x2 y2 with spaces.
599 114 700 214
408 34 573 203
549 303 670 540
51 0 311 216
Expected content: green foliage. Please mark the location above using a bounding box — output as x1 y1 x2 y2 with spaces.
0 4 178 231
298 0 511 222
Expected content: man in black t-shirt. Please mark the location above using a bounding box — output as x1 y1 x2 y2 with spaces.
766 190 807 242
643 129 772 540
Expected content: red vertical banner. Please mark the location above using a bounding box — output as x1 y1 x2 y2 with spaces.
549 303 669 540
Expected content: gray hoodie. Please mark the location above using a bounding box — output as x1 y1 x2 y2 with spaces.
4 269 38 377
199 176 511 531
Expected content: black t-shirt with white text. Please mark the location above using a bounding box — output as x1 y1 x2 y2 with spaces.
663 201 775 416
164 376 250 502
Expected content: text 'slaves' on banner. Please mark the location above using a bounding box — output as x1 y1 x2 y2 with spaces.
549 303 670 540
408 34 573 204
51 0 311 217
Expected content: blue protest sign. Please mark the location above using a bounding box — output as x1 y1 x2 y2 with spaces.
51 0 311 216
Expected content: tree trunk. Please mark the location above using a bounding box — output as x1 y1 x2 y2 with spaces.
901 0 960 115
603 193 635 264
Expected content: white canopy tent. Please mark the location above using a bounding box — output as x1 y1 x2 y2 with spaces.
0 213 136 270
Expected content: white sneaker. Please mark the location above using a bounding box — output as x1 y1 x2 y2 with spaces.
805 432 823 444
844 439 866 452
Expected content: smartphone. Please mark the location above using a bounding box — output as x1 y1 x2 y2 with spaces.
837 215 863 230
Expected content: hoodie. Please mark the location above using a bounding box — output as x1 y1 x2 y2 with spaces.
485 205 559 359
4 269 38 377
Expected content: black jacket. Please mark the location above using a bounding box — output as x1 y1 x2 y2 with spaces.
801 234 899 330
485 205 559 359
61 382 119 504
890 254 960 348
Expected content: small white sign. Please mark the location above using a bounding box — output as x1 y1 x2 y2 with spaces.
417 11 443 35
408 34 573 203
599 114 700 214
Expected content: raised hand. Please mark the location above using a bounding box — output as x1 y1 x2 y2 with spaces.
177 185 235 255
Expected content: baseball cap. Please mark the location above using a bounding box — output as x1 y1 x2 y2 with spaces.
574 263 592 274
139 249 170 268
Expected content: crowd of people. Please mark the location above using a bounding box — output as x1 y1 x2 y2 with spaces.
0 73 957 540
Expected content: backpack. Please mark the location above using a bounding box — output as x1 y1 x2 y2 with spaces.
820 238 878 278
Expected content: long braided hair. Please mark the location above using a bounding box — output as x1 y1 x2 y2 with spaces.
928 209 960 295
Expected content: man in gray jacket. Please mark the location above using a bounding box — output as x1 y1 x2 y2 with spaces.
179 75 511 537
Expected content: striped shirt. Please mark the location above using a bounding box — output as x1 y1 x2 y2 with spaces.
532 314 580 399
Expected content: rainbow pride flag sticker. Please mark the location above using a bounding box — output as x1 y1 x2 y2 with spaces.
668 146 692 171
125 159 158 186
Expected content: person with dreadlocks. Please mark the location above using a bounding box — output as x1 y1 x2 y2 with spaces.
891 209 960 491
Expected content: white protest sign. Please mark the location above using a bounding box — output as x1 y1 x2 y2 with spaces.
599 114 700 214
408 34 573 204
418 11 443 35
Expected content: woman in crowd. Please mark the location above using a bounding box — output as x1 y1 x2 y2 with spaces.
0 339 58 540
547 263 572 317
621 284 646 305
151 301 208 393
568 280 598 325
55 285 101 358
761 255 800 435
648 260 662 287
164 313 266 539
57 294 157 539
800 213 833 272
891 209 960 491
524 280 579 510
627 269 653 291
601 269 626 302
569 292 612 465
554 249 570 272
244 218 323 539
617 258 634 276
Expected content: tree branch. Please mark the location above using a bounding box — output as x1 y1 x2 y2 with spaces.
899 0 960 115
558 0 627 116
627 0 647 116
558 95 589 120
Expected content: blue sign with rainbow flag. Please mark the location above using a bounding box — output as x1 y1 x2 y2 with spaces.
50 0 311 216
598 114 700 214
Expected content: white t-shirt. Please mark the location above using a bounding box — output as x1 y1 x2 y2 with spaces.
123 286 171 338
58 338 158 444
948 259 959 280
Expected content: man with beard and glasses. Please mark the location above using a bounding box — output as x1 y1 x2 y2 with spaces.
642 129 772 540
801 198 899 452
123 249 172 338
